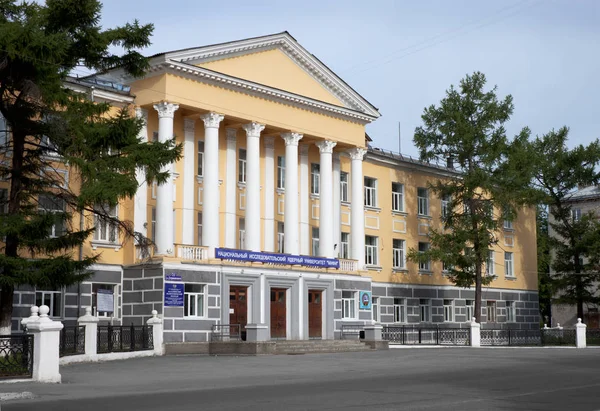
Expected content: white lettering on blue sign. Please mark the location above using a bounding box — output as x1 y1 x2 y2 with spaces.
215 248 340 269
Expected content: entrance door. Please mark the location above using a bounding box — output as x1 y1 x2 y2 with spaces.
270 288 287 339
229 286 248 340
308 290 323 339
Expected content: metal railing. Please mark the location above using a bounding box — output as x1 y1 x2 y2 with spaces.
211 324 242 342
59 326 85 357
97 324 154 353
0 334 33 380
587 328 600 346
340 324 365 340
382 326 470 345
480 328 576 346
175 244 208 261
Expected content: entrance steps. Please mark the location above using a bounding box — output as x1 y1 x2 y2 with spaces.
274 339 374 355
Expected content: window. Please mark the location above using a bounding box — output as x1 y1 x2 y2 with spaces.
92 284 116 317
365 235 378 266
392 182 404 212
506 301 515 322
487 301 497 323
277 222 285 253
444 300 454 322
238 149 247 183
392 239 406 269
419 299 431 322
311 163 320 195
93 204 118 243
311 227 319 256
184 284 205 317
151 207 156 240
197 141 205 177
151 180 157 199
40 134 59 156
238 218 246 249
486 250 495 276
340 232 350 259
36 290 62 318
441 194 451 218
503 209 514 230
340 172 349 202
393 298 406 323
417 187 429 216
277 156 285 190
197 212 203 246
342 291 356 319
418 242 431 272
505 252 514 277
364 177 377 207
571 208 582 222
38 194 66 238
442 261 453 275
466 300 474 322
372 297 379 322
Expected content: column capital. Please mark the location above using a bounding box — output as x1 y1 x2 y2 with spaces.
316 140 337 154
226 127 237 142
347 147 367 160
184 118 195 133
135 107 148 122
153 102 179 119
281 132 303 146
264 136 275 149
242 122 265 137
201 112 224 129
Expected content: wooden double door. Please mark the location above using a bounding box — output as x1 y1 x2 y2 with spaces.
308 290 323 339
270 288 287 339
229 286 248 340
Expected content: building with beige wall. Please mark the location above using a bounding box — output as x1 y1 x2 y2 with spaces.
7 32 539 343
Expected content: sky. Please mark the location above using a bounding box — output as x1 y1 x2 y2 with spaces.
97 0 600 158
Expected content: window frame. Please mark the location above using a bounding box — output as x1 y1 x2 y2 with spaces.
443 299 454 322
277 156 285 190
372 296 380 322
571 208 582 222
365 235 379 266
238 148 247 184
197 211 203 246
505 252 514 278
197 140 205 177
364 177 377 208
38 194 66 238
184 283 206 318
487 301 497 323
392 239 406 269
486 250 495 276
466 300 474 322
341 290 357 320
238 218 246 249
311 163 320 195
417 187 430 216
92 283 117 318
35 289 63 318
418 242 431 272
393 298 406 323
340 232 350 259
277 222 285 253
419 299 431 322
93 204 118 243
441 194 451 218
311 227 320 256
391 182 404 212
340 171 349 203
506 301 515 322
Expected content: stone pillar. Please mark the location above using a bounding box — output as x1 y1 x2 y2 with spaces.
242 122 265 252
576 318 587 349
224 128 238 248
263 137 275 252
298 275 305 340
364 324 383 340
470 317 481 347
181 118 196 245
147 310 164 355
134 108 148 242
200 112 224 257
299 144 310 255
281 132 303 255
26 305 64 383
246 324 269 342
77 307 99 359
333 153 341 257
348 147 367 268
316 141 337 258
153 102 179 255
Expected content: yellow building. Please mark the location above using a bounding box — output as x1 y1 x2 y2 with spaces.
9 32 539 344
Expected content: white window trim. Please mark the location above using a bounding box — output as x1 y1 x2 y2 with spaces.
443 300 454 322
365 236 379 267
392 239 406 270
392 183 404 213
393 298 406 323
184 284 207 318
197 140 205 177
340 172 349 203
505 252 514 278
311 163 320 196
417 188 430 217
341 291 357 320
35 289 63 318
364 177 377 208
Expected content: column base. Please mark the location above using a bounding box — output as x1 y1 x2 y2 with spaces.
246 324 270 342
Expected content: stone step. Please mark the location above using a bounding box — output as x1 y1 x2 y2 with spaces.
273 340 374 354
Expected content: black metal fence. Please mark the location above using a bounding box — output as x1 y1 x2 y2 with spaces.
480 328 576 346
211 324 241 342
587 328 600 346
0 334 33 379
97 325 153 353
382 326 470 345
59 326 85 357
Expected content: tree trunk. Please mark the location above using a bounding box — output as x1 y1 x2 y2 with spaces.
475 260 482 323
0 286 14 335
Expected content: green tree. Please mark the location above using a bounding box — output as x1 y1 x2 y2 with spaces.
408 72 534 323
536 206 553 325
0 0 181 333
529 128 600 320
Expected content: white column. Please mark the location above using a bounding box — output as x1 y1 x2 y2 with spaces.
134 108 148 242
316 141 337 258
281 132 303 255
77 307 99 359
225 128 238 249
299 144 310 255
263 137 275 252
147 310 165 355
153 102 179 255
470 317 481 347
26 305 64 383
181 118 196 245
201 112 224 258
333 153 341 257
348 147 367 268
242 122 265 252
298 275 305 340
576 318 587 348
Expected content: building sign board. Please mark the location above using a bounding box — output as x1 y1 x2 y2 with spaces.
359 291 372 310
164 282 184 307
215 248 340 269
97 289 114 313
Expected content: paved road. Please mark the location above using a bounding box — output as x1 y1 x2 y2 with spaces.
2 347 600 410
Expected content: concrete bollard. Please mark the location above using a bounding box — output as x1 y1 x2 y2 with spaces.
575 318 587 349
147 310 164 355
470 317 481 347
77 307 99 359
26 305 64 383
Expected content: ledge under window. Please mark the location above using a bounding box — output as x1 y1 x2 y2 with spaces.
276 188 285 195
392 268 408 274
196 175 204 183
364 206 381 213
417 214 433 220
505 276 517 281
392 210 407 216
237 182 246 189
91 241 121 251
418 270 433 276
503 228 515 233
310 193 320 200
366 265 382 272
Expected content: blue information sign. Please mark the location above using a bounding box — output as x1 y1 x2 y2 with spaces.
165 273 182 282
164 282 184 307
215 248 340 269
359 291 372 310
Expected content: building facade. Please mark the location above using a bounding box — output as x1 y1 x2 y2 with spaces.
7 32 540 342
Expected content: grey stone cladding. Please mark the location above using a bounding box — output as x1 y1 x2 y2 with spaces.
333 278 372 339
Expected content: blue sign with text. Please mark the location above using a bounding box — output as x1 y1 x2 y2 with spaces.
165 273 182 282
164 282 184 307
215 248 340 269
359 291 372 310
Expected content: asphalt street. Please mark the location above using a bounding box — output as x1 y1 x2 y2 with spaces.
1 347 600 410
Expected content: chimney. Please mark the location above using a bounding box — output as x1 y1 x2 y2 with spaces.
446 156 454 169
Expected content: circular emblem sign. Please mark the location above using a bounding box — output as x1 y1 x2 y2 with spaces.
362 293 370 307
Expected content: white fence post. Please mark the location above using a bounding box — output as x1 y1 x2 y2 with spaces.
575 318 587 349
78 307 99 359
147 310 164 355
26 305 64 383
470 317 481 347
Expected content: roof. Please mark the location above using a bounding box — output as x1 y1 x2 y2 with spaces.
567 185 600 202
366 146 459 177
